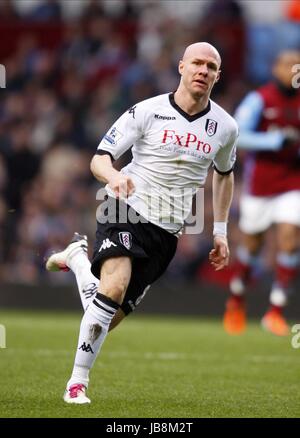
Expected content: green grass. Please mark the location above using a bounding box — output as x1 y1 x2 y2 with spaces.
0 310 299 418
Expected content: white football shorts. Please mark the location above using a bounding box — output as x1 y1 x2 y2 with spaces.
239 190 300 234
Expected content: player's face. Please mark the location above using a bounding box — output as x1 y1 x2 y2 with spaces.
273 52 300 88
179 54 220 99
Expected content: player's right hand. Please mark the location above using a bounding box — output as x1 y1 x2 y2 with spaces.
108 174 135 199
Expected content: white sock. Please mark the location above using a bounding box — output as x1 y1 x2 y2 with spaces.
270 284 288 307
68 253 99 311
67 293 119 389
230 277 245 296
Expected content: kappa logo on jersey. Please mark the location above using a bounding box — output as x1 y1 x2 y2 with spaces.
154 114 176 120
79 342 94 353
119 231 132 250
162 129 212 154
128 105 137 119
103 127 123 146
205 119 218 137
99 238 117 252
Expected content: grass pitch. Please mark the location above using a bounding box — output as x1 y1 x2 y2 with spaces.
0 310 299 418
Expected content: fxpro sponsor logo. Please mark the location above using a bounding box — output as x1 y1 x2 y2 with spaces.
161 129 212 155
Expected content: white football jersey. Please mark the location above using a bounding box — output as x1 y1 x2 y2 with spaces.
97 92 238 234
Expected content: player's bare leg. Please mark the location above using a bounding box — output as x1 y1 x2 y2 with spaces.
262 223 300 336
64 256 131 404
109 308 126 331
224 232 264 334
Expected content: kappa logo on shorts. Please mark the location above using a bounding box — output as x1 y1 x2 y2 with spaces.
119 232 132 250
99 238 117 252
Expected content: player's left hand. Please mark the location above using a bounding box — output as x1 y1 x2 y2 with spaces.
209 235 230 271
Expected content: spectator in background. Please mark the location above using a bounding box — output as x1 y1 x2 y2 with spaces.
198 0 246 93
0 0 19 20
223 50 300 336
1 120 41 212
26 0 61 21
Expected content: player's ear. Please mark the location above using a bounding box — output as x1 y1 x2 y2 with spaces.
178 60 184 76
215 69 221 83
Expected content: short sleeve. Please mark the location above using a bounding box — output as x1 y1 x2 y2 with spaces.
213 122 238 174
96 105 144 160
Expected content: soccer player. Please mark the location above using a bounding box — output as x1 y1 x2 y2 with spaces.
223 50 300 336
46 42 238 404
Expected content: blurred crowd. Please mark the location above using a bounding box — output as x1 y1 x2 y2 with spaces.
0 0 299 285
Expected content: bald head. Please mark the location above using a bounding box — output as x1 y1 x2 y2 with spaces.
176 41 221 103
182 42 221 67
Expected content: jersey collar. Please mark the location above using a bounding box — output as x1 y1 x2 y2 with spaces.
168 92 211 122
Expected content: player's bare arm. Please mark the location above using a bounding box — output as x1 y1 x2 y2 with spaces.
90 154 135 199
209 170 234 271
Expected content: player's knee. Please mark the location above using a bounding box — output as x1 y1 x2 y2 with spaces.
100 271 129 303
99 257 131 302
278 233 298 252
101 280 127 302
244 233 264 254
279 242 298 254
277 224 299 252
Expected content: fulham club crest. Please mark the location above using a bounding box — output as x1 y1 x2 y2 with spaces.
119 232 132 250
205 119 218 137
